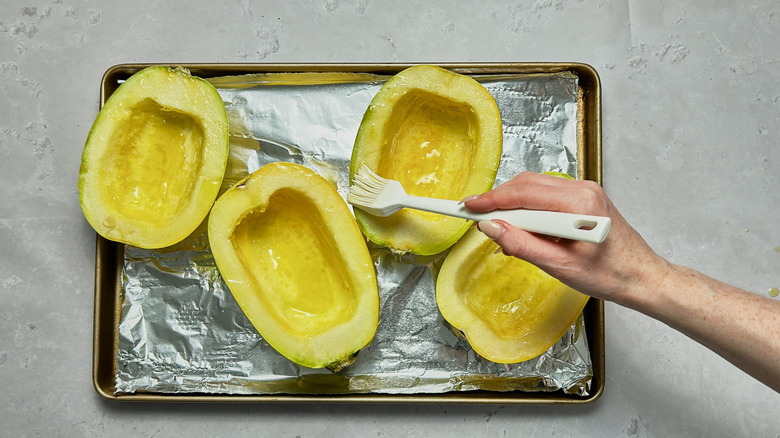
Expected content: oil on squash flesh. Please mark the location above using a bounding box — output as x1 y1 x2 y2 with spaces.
230 189 356 339
101 99 205 227
208 162 379 370
350 65 503 255
79 66 229 249
436 227 589 363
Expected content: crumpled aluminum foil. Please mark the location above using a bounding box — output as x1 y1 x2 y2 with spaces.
115 70 592 396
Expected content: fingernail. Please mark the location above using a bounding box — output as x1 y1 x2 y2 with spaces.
459 194 480 205
477 220 504 241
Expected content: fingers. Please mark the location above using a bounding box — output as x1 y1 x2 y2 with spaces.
461 172 567 206
464 172 572 213
479 183 572 211
466 173 608 216
478 220 572 270
471 173 665 303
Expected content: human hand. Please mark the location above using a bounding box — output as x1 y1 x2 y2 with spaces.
465 172 780 392
463 171 670 305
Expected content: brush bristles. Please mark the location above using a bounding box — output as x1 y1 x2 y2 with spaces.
347 164 390 207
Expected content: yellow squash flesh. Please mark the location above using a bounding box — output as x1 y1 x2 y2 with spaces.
350 65 503 255
79 66 229 249
436 227 589 363
208 162 379 370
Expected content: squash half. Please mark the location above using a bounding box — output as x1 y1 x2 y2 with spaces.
208 162 379 370
436 227 589 363
79 66 229 249
350 65 503 255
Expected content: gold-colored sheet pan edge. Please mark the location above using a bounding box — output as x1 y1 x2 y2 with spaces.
92 62 603 404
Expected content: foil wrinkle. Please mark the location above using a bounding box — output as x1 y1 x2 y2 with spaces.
115 71 592 397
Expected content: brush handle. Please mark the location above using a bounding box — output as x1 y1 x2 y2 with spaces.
401 195 611 244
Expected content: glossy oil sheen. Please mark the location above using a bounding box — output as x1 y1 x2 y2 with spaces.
230 188 356 337
456 239 561 339
377 90 478 201
101 98 205 226
350 65 502 255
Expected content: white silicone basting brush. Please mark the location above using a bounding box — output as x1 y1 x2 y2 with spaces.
347 164 611 244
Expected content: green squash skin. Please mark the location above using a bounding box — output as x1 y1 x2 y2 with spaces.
435 226 589 364
349 65 503 256
435 172 586 364
79 66 229 249
208 162 379 370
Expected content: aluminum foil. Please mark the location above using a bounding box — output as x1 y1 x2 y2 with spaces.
115 70 592 396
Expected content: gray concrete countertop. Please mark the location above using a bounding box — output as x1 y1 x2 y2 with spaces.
1 1 778 436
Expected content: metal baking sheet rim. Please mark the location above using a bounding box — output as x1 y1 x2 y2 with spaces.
91 62 604 404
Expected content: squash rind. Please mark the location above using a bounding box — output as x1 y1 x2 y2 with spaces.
436 227 590 363
79 66 229 249
349 65 503 255
208 162 379 369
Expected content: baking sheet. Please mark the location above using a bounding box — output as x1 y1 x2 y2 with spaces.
92 63 604 404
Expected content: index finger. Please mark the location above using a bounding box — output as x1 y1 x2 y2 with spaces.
466 174 601 214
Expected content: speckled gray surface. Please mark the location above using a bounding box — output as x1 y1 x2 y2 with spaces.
1 1 778 437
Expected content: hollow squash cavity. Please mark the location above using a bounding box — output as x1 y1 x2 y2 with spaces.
79 65 229 249
350 65 503 255
377 90 478 200
208 162 379 370
436 227 590 363
456 239 565 340
230 189 356 337
101 98 205 227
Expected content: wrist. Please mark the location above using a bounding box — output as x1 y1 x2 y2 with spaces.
610 254 678 313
